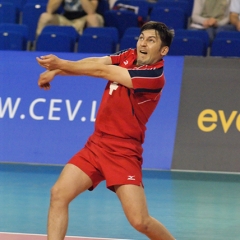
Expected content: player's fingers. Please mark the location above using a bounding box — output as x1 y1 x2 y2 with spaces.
39 83 50 90
40 54 55 60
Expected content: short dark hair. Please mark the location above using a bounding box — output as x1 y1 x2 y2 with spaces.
140 21 174 47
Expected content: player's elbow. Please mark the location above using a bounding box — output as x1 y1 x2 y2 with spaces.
94 66 109 79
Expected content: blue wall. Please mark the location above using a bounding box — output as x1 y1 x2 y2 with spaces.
0 51 183 169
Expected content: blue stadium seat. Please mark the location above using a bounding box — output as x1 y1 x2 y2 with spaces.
25 0 48 3
155 0 192 17
112 0 130 9
36 32 74 52
150 6 188 30
168 36 205 56
1 0 26 21
0 31 24 50
97 0 110 16
210 38 240 57
78 34 115 53
1 0 26 10
119 35 138 50
120 27 140 50
113 0 149 24
0 23 29 49
0 2 18 24
41 25 79 49
123 27 140 38
175 29 210 56
22 2 47 42
215 31 240 40
83 27 119 47
104 10 138 38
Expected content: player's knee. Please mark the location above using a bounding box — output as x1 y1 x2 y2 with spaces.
129 216 151 234
50 185 68 205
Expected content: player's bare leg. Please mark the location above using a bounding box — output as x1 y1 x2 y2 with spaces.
115 184 175 240
47 164 92 240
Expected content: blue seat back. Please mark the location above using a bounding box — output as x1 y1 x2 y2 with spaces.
22 2 47 42
0 2 17 23
175 29 210 55
78 34 115 53
155 0 192 17
36 32 74 52
215 31 240 40
0 23 29 49
41 25 79 43
211 38 240 57
122 27 140 38
119 35 138 50
150 6 187 30
104 10 138 38
168 36 205 56
83 27 119 45
0 31 24 50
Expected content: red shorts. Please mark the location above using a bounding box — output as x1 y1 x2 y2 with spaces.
68 132 143 192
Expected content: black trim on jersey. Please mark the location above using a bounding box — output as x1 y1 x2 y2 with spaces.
134 88 162 93
129 68 163 78
127 88 135 115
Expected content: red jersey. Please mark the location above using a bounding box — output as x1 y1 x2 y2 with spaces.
94 49 165 144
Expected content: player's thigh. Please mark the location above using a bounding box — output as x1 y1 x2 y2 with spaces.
115 184 149 221
52 163 93 202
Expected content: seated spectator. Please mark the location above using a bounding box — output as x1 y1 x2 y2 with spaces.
229 0 240 31
189 0 231 43
36 0 104 37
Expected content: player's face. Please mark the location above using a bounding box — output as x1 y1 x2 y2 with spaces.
136 29 169 66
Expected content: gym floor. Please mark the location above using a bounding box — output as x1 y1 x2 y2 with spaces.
0 163 239 240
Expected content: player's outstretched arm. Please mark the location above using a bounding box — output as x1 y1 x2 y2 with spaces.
36 54 112 71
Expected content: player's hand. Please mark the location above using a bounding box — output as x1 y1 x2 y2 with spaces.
36 54 62 71
38 70 56 90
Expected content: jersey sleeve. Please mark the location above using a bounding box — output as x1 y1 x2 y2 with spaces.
129 67 165 93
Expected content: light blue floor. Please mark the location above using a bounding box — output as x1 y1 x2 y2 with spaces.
0 163 240 240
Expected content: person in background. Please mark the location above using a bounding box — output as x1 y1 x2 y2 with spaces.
36 21 176 240
229 0 240 31
189 0 231 43
36 0 104 37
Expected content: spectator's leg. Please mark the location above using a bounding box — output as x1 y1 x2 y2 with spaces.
86 13 104 27
205 27 215 45
36 13 60 37
72 17 87 35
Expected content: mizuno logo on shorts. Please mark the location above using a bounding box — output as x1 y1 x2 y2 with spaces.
127 175 135 180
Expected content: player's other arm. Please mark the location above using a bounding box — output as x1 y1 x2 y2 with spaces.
37 55 133 88
60 60 133 88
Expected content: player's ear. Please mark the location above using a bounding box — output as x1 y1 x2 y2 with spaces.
160 46 169 56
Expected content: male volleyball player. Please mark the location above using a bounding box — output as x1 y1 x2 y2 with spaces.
36 21 176 240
